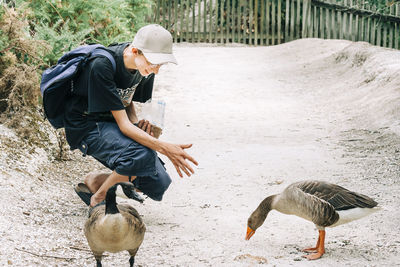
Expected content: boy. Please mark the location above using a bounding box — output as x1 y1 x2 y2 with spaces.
67 24 198 207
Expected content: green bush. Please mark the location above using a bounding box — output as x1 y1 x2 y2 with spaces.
0 6 49 113
0 5 52 150
16 0 153 66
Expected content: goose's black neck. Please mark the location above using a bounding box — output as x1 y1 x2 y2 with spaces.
105 185 119 215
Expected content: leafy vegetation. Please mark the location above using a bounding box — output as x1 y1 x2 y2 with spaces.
17 0 153 66
0 6 49 114
362 0 399 12
0 6 50 149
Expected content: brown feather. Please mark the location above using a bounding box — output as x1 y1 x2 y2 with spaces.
294 180 378 211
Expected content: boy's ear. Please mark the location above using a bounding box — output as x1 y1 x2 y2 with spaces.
131 47 139 55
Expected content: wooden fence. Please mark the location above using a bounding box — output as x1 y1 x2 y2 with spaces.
152 0 400 49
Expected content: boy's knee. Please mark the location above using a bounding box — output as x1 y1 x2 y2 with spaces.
115 147 157 176
146 171 172 201
157 172 172 191
84 171 110 193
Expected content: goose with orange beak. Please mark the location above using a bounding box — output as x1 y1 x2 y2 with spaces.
245 180 380 260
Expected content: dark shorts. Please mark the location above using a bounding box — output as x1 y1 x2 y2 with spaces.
78 122 171 201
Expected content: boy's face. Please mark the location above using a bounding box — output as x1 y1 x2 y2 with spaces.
134 54 162 77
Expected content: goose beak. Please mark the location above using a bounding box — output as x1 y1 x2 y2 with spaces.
245 226 255 240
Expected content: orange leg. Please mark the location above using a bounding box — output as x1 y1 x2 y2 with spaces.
302 230 325 260
302 232 321 252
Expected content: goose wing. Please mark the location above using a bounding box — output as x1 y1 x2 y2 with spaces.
284 183 339 227
118 204 146 235
118 204 144 224
296 180 378 211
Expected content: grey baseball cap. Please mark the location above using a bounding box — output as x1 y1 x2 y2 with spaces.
132 24 177 65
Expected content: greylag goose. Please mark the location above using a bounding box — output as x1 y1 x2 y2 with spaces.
85 182 146 267
245 180 380 260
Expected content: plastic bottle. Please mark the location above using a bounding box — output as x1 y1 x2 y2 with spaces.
139 99 165 138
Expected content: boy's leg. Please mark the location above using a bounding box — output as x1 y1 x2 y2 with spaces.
85 171 142 193
76 122 168 205
84 171 111 194
90 171 134 207
133 157 171 201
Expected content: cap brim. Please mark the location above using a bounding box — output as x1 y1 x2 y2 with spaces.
143 52 178 65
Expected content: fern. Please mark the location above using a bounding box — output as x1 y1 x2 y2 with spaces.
16 0 153 66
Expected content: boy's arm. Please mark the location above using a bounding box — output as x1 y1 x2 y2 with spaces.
111 109 198 177
125 101 138 124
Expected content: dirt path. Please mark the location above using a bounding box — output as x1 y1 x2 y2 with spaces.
1 39 399 266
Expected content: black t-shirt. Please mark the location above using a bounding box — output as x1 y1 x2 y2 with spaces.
64 43 154 149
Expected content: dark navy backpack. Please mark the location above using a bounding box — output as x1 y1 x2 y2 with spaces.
40 44 116 129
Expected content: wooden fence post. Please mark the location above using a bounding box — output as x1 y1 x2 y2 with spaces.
365 1 371 43
319 1 324 39
156 0 161 24
371 5 377 45
354 0 359 41
290 0 295 40
186 0 191 42
277 0 282 44
396 3 400 49
266 0 270 44
243 0 248 44
254 0 258 45
359 0 364 41
227 0 231 43
164 1 172 30
209 0 213 43
388 3 394 48
249 0 253 44
301 0 307 37
313 4 317 37
197 0 201 42
325 0 331 39
192 0 195 42
285 0 290 42
349 0 354 41
301 0 305 37
204 0 207 42
271 0 276 44
180 0 184 42
174 0 178 42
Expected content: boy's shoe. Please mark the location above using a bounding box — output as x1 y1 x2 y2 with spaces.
74 183 93 206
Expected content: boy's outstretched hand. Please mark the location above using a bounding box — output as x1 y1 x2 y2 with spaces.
160 143 198 177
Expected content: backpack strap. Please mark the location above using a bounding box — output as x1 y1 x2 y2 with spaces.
90 48 117 73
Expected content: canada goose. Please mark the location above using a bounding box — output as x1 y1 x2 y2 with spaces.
85 182 146 267
246 180 380 260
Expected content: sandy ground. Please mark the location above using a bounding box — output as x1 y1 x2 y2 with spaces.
0 39 400 267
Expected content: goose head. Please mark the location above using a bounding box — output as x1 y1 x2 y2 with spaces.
115 182 144 203
246 195 276 240
246 209 268 240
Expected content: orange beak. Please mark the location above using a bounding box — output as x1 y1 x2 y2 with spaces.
245 226 255 240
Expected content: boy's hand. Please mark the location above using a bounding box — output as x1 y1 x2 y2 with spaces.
161 143 198 178
137 119 163 139
137 119 154 137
